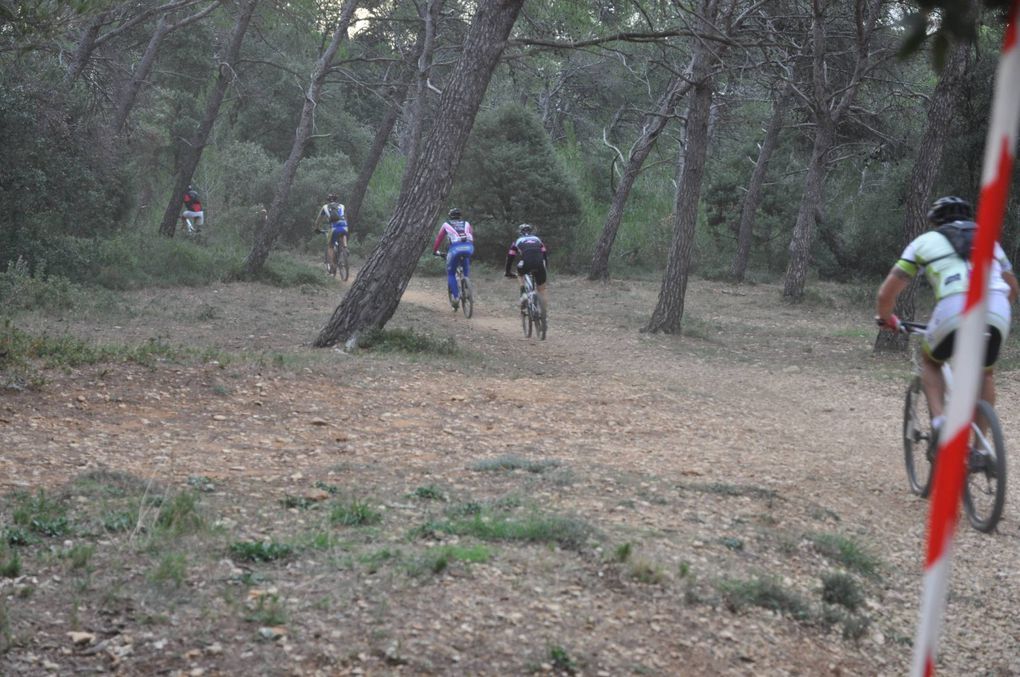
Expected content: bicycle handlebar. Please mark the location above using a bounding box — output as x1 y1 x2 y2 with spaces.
876 317 927 334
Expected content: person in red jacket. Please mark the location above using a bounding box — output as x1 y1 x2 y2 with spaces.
181 185 204 234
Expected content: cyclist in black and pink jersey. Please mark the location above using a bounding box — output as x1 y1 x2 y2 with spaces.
432 208 474 311
504 223 548 313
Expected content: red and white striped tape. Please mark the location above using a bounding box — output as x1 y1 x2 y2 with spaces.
911 5 1020 676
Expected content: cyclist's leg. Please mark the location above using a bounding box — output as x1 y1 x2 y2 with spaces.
328 228 341 270
445 249 459 300
923 296 963 426
533 264 548 312
981 295 1011 410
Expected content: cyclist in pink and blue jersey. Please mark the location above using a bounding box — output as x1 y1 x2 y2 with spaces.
433 208 474 311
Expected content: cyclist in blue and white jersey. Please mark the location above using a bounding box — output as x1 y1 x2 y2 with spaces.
433 208 474 311
313 193 348 274
876 196 1018 431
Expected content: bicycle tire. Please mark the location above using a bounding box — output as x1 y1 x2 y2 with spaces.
903 376 934 498
963 399 1007 533
460 276 473 318
533 294 546 340
338 246 349 281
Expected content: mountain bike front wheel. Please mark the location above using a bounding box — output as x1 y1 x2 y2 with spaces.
903 376 934 498
963 399 1007 533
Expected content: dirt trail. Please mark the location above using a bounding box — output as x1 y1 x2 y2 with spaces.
2 271 1019 675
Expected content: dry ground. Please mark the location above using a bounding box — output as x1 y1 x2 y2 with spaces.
2 267 1020 676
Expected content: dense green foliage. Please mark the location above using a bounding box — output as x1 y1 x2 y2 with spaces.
0 0 1013 303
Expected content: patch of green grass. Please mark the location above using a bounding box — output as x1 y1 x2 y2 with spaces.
720 537 744 551
230 540 293 563
330 499 382 527
471 455 561 474
65 544 95 572
73 470 151 498
412 485 445 501
612 542 632 563
681 482 778 501
820 572 864 611
101 509 138 533
10 489 71 537
210 383 233 397
548 644 578 675
719 576 811 621
154 491 205 536
417 512 595 551
0 323 183 370
627 559 668 585
185 476 216 493
806 532 880 578
0 545 20 578
314 481 341 495
151 553 187 588
281 495 318 510
359 547 402 573
246 592 287 626
409 544 492 576
3 527 34 546
359 327 457 355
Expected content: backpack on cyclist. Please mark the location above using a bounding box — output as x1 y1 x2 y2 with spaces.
931 221 977 262
326 202 344 222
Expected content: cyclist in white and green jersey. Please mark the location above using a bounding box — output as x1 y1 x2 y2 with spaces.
876 196 1019 432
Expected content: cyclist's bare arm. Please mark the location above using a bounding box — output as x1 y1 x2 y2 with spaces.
876 267 911 321
1004 270 1019 304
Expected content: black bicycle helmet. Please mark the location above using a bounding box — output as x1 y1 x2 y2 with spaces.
327 193 339 202
927 196 974 226
448 208 462 220
518 223 534 235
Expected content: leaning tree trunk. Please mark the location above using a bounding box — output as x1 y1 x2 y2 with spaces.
874 38 971 351
731 86 791 282
644 63 715 334
243 0 358 274
65 11 108 84
398 0 442 198
158 0 258 238
588 73 692 281
110 2 220 135
782 120 833 300
314 0 525 348
345 85 407 230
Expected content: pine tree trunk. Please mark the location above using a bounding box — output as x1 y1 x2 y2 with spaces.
66 12 107 84
314 0 525 348
111 17 171 134
110 2 220 135
782 121 832 300
158 0 258 238
644 62 714 334
345 85 407 230
875 37 970 351
731 86 790 282
243 0 357 273
398 0 442 198
588 74 691 281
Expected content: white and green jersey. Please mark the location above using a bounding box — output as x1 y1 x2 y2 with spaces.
895 230 1013 301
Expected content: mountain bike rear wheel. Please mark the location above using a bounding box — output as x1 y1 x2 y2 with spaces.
532 294 546 340
337 246 349 281
963 400 1007 533
460 276 473 318
903 376 934 498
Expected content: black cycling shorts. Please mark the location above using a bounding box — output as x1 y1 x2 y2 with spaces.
930 327 1003 368
516 259 546 285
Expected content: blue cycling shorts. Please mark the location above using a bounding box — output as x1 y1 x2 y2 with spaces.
329 222 348 246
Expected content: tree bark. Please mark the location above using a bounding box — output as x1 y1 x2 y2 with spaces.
874 35 971 351
65 11 108 84
644 52 715 334
730 85 790 282
781 0 882 300
587 72 693 281
398 0 442 198
110 1 220 135
158 0 258 238
314 0 525 348
242 0 358 272
345 84 408 230
782 120 833 299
